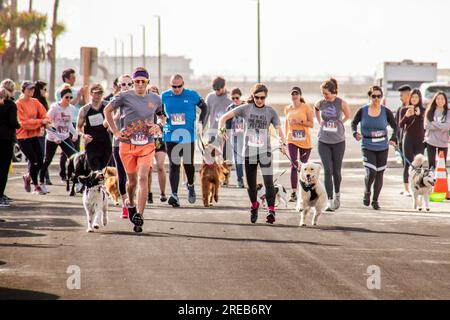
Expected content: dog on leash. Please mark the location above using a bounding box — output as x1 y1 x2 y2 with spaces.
103 167 121 206
256 183 289 209
66 151 91 197
79 171 109 233
199 144 227 207
409 154 435 212
296 162 326 227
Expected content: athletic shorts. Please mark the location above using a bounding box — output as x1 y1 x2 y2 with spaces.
119 143 155 174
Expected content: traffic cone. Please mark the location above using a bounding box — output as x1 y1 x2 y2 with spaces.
433 151 449 199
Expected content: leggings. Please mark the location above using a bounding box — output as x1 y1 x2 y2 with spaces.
166 142 195 195
113 146 127 196
86 143 112 171
426 144 448 171
18 137 43 186
245 152 275 208
0 140 13 197
40 139 76 184
318 141 346 199
402 136 425 183
288 143 312 190
38 136 50 182
233 135 244 182
362 148 389 202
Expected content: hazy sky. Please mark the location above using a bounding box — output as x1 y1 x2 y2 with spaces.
19 0 450 79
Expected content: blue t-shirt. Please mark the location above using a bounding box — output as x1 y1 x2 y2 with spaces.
361 105 389 151
162 89 201 143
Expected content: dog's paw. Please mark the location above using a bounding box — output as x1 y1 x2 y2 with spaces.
86 228 94 233
93 224 100 230
418 208 423 212
426 208 430 212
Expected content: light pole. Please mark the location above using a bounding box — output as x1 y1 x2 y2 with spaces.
257 0 261 83
140 25 146 68
154 15 162 90
114 38 118 77
121 39 125 75
129 34 134 71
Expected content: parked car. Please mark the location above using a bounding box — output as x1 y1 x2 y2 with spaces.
420 82 450 107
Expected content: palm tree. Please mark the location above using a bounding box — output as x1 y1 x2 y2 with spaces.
49 0 64 101
0 0 19 80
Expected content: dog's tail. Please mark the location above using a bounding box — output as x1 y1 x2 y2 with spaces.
411 154 425 169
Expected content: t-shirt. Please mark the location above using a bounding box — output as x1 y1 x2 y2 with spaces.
233 103 281 157
56 87 80 123
111 91 163 146
162 89 202 144
226 103 245 135
284 104 313 149
315 97 346 144
205 92 233 133
46 102 78 143
425 109 450 148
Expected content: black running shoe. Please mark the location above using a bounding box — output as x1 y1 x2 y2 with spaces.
147 193 153 204
289 192 297 203
266 211 276 225
363 192 371 207
250 205 259 224
371 201 381 210
127 203 138 224
168 194 180 208
160 193 168 202
132 213 144 227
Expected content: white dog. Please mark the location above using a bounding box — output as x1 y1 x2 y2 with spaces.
256 183 289 209
79 171 109 233
409 154 435 212
296 162 327 227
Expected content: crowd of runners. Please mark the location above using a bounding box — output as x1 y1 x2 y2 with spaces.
0 67 449 231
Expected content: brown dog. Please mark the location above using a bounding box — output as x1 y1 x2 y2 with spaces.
199 145 227 207
220 160 232 186
103 167 120 206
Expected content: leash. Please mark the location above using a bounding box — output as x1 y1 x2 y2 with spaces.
394 146 419 172
46 128 80 154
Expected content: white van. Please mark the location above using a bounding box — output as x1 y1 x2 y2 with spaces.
419 82 450 107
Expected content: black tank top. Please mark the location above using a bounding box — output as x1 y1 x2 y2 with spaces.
84 103 111 144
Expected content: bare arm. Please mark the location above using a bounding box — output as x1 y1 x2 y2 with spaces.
341 100 351 123
218 110 236 130
76 107 85 135
104 102 120 138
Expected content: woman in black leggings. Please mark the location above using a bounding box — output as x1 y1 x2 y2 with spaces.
398 89 425 196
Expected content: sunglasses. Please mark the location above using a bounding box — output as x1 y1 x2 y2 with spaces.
65 96 73 100
254 95 266 101
371 94 383 99
121 82 133 87
291 92 300 96
232 96 241 100
171 84 183 89
134 79 148 85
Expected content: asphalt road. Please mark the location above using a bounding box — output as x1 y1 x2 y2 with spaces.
1 168 450 300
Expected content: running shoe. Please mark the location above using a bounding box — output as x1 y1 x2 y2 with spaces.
0 198 10 207
266 210 276 225
334 194 341 210
187 184 196 204
289 192 297 203
168 194 180 208
147 193 154 204
160 193 168 202
33 185 46 195
237 180 245 189
75 183 83 194
371 201 381 210
23 175 31 193
40 184 49 195
363 192 371 207
45 179 53 186
325 199 335 212
250 203 259 224
121 207 129 219
2 195 13 202
127 203 137 222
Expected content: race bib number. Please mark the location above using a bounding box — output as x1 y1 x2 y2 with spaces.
323 120 338 132
130 132 149 146
233 120 245 133
371 130 386 143
248 133 266 148
88 113 104 127
171 113 186 126
292 130 306 142
57 126 69 134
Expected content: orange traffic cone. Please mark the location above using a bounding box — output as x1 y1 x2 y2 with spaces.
433 151 449 199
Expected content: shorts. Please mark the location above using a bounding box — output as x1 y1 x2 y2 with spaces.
119 143 155 174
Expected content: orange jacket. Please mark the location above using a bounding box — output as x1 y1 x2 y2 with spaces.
16 97 48 140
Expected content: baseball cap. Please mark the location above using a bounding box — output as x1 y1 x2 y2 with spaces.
21 81 35 91
90 83 104 93
291 86 302 95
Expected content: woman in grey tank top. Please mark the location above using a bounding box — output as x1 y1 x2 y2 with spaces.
314 78 351 212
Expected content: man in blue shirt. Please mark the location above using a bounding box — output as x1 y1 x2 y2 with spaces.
162 74 208 207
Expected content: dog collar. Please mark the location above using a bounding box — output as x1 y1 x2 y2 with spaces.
300 181 318 201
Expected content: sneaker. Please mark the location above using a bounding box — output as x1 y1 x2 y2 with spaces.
160 193 168 202
121 207 129 219
75 183 83 194
40 184 49 194
2 195 13 202
250 203 259 224
334 194 341 210
45 179 53 186
325 199 335 212
0 198 10 207
237 180 245 189
372 201 381 210
127 202 138 223
23 175 31 193
187 184 196 204
33 185 46 195
266 210 276 224
363 192 371 207
132 213 144 227
168 194 180 208
403 191 411 197
289 192 297 203
147 193 154 204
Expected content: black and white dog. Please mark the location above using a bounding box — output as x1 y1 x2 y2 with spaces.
409 154 435 212
79 171 109 233
66 151 91 197
256 183 289 209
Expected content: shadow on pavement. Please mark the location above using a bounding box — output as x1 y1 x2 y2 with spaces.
149 218 299 229
0 229 46 238
0 243 60 249
317 226 437 238
0 261 5 266
0 287 59 300
0 217 82 236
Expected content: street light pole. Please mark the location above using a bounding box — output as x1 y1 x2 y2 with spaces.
155 15 162 90
114 38 118 77
141 25 146 68
257 0 261 83
121 40 125 75
129 34 134 71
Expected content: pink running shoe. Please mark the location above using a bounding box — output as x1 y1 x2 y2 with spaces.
23 175 31 193
121 207 129 219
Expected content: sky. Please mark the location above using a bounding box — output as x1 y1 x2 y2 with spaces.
18 0 450 79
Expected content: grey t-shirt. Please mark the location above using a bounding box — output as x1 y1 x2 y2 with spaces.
112 91 162 146
233 103 280 156
206 92 233 131
315 97 346 144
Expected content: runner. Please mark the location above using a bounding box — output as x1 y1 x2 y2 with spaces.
104 67 163 233
147 85 167 204
205 77 232 161
395 85 412 193
110 74 133 219
161 74 208 208
218 83 287 225
351 86 398 210
398 88 425 196
55 68 86 181
16 81 49 195
39 85 79 193
77 84 112 171
424 91 450 170
315 78 351 212
0 88 20 207
225 88 245 188
104 78 120 102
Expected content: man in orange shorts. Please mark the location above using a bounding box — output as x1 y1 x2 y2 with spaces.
104 67 163 233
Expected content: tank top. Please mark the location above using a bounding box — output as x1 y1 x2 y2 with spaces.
84 102 111 145
361 105 389 151
316 97 345 144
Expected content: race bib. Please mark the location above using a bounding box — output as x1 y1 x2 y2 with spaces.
233 119 245 133
88 113 104 127
130 132 149 146
57 126 69 134
371 130 386 143
171 113 186 126
292 130 306 142
248 133 266 148
323 120 338 132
